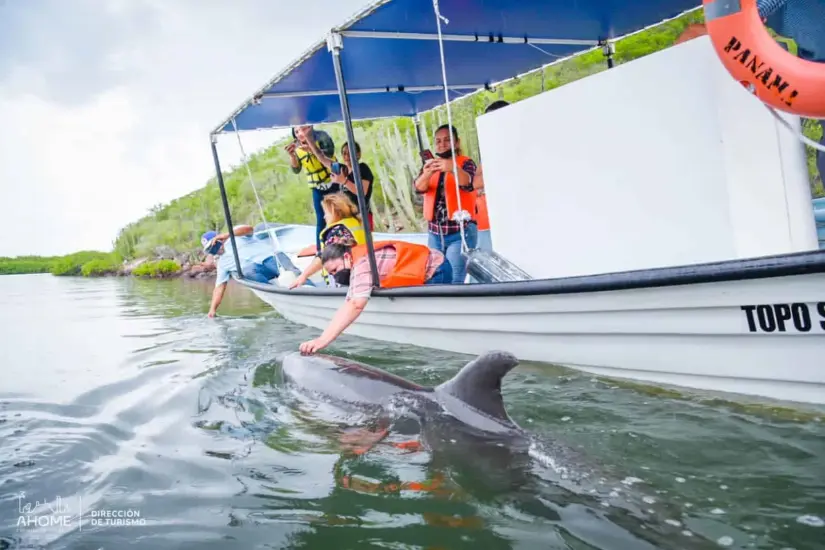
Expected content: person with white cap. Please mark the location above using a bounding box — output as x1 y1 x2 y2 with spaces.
201 225 280 317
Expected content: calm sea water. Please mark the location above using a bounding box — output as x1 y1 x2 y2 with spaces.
0 274 823 550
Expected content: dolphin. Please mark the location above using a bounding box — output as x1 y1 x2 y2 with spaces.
280 350 526 445
280 350 540 498
278 351 720 550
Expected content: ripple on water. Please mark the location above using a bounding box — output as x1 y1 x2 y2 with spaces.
1 276 824 550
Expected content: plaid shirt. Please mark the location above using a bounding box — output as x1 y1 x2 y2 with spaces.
347 245 444 300
419 158 477 235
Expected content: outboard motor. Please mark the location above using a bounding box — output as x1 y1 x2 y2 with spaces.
464 248 532 284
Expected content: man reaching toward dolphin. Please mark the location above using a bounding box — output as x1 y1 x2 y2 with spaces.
298 241 452 354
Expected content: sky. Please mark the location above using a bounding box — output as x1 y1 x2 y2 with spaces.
0 0 368 257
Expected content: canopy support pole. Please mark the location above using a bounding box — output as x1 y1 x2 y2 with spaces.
209 134 244 279
340 30 598 47
413 115 426 154
327 32 381 288
602 40 616 69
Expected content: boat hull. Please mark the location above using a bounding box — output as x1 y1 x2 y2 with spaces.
243 264 825 406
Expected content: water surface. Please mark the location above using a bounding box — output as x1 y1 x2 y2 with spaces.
1 274 823 549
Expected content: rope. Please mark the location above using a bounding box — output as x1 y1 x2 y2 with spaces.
764 107 825 153
225 117 300 282
229 118 282 255
432 0 470 253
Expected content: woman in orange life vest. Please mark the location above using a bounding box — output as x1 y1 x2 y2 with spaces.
413 124 481 284
298 241 452 354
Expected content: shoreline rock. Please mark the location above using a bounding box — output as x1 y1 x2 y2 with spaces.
114 255 217 280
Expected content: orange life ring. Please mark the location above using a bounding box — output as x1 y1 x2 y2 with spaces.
703 0 825 118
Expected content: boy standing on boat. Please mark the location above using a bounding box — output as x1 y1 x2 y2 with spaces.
286 125 338 251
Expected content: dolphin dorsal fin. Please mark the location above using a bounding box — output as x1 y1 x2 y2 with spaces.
435 351 519 423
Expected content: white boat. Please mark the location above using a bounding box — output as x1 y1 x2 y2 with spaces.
208 0 825 406
814 197 825 249
243 251 825 405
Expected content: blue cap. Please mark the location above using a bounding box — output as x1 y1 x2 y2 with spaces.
201 231 219 254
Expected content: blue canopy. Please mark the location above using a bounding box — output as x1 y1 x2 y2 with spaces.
214 0 701 134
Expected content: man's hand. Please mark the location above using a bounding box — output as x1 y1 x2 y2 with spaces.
299 338 328 354
207 309 216 318
288 275 307 289
298 127 314 142
208 234 227 248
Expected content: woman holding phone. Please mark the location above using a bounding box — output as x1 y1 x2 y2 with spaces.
413 124 480 284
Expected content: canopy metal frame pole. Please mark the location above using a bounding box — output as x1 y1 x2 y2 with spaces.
602 40 616 69
413 114 426 154
339 30 598 47
209 134 244 279
327 32 381 288
261 84 485 99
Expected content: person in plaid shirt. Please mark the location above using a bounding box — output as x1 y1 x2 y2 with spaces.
298 241 452 354
414 124 481 284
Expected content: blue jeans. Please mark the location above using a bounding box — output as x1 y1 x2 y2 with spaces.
312 186 337 250
245 256 280 283
424 258 453 285
476 228 493 252
427 222 478 284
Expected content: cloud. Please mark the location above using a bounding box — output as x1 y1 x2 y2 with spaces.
0 0 366 256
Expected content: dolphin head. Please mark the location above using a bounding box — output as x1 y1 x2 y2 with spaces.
280 352 430 411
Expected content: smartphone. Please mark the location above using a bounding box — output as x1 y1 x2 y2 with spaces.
205 239 223 256
420 149 434 162
331 162 343 175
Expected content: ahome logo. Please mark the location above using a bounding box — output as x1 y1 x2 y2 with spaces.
16 492 147 530
723 36 800 107
16 494 73 529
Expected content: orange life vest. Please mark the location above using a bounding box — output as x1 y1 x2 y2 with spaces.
702 0 825 118
475 192 490 231
423 155 477 223
351 240 431 288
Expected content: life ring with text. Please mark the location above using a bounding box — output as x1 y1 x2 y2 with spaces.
703 0 825 118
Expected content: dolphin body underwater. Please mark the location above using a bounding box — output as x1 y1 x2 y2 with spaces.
278 350 721 550
280 350 533 475
281 350 524 434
